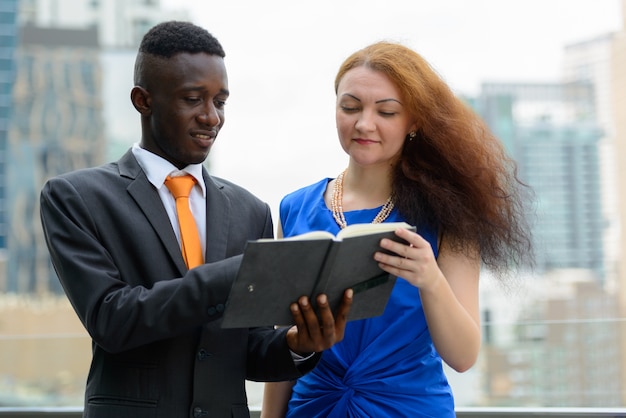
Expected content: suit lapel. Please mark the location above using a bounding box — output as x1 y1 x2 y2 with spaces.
203 169 231 263
117 150 232 271
118 150 188 274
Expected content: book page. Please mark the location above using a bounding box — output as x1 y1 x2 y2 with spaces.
336 221 413 240
285 231 335 241
257 230 335 242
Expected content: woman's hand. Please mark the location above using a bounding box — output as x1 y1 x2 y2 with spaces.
374 228 444 291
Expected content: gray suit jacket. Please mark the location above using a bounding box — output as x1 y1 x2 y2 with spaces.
40 150 310 418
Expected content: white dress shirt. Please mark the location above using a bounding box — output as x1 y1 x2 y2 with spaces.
131 143 207 255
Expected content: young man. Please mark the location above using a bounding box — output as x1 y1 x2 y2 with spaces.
40 21 351 417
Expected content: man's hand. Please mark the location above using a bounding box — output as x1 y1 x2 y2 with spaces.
285 289 353 355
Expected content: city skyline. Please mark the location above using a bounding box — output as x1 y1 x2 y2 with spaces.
153 0 624 219
1 0 624 409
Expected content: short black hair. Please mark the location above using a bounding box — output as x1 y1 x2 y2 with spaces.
139 21 225 58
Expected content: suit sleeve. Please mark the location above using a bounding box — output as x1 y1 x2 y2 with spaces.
40 176 241 353
245 326 321 381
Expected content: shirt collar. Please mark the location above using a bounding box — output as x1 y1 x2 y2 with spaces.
131 143 207 198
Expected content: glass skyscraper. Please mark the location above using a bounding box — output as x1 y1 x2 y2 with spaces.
8 25 103 293
0 0 17 253
473 82 605 282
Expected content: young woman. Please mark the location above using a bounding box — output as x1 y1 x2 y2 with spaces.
262 41 532 417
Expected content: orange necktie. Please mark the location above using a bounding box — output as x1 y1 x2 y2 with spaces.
164 174 204 269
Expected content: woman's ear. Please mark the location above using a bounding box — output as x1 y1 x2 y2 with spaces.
130 86 151 115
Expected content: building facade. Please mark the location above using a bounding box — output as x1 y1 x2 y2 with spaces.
480 271 621 406
0 0 189 407
612 0 626 406
8 25 104 293
561 13 626 404
3 0 185 293
471 75 622 405
474 82 605 283
0 0 17 263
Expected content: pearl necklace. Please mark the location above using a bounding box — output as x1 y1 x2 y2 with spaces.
331 169 395 229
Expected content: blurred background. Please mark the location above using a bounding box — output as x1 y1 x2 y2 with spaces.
0 0 625 409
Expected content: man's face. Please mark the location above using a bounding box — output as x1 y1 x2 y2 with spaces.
140 53 229 169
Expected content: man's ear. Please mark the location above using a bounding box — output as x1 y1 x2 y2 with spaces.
130 86 151 115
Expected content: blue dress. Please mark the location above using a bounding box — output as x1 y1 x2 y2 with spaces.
281 178 455 418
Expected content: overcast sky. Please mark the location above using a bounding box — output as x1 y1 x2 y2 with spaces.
157 0 623 220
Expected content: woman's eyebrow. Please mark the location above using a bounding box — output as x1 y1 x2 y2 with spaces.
340 94 402 105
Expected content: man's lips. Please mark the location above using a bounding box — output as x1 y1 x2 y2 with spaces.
191 130 217 147
191 129 217 139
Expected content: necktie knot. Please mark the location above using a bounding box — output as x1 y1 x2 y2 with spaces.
165 175 196 199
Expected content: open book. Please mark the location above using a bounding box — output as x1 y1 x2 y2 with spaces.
221 222 415 328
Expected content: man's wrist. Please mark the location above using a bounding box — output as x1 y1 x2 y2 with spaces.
290 350 315 363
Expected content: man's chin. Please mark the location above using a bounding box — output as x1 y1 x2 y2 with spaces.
189 148 212 165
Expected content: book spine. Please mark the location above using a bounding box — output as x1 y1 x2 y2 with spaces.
310 241 341 308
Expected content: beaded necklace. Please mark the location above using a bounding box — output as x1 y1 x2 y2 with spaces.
331 169 395 229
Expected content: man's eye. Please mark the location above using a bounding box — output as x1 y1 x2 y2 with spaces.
215 99 227 108
341 106 359 112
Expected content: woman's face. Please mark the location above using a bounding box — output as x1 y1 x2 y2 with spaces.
335 66 416 168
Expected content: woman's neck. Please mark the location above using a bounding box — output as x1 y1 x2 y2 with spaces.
340 164 393 211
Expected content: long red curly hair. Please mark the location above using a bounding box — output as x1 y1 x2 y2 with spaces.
335 41 533 276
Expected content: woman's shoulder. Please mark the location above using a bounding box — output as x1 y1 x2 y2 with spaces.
280 178 331 230
281 178 331 206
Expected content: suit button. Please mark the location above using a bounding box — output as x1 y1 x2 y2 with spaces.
216 303 225 313
207 306 217 316
193 406 207 417
197 349 212 361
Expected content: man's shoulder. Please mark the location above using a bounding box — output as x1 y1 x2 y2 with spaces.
209 175 266 205
48 150 138 184
47 162 118 182
40 162 126 206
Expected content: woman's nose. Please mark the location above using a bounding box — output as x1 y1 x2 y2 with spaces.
354 110 375 132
